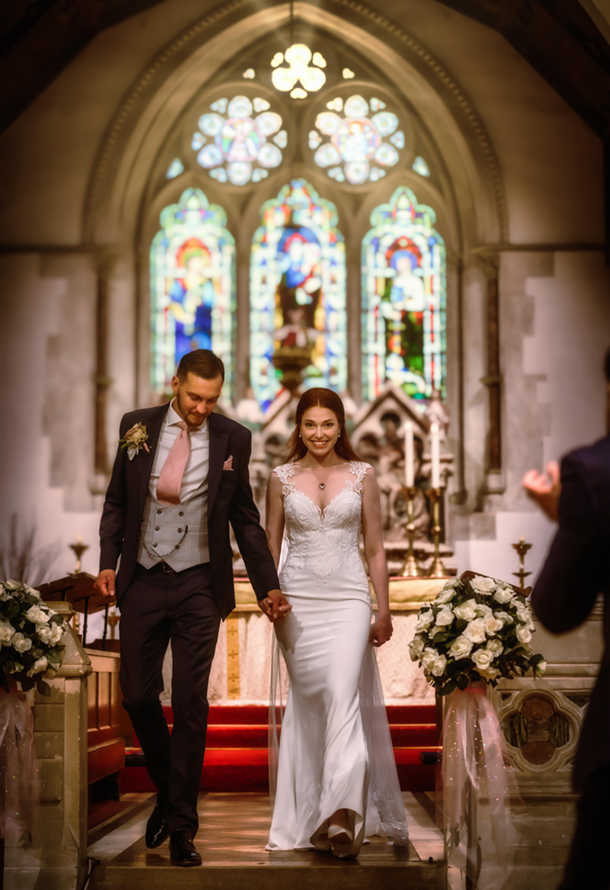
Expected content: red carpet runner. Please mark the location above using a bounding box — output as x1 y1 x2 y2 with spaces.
121 704 440 793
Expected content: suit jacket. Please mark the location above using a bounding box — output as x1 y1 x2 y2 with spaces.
99 404 279 619
532 435 610 791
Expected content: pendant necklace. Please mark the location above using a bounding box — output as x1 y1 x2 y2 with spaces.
319 482 325 490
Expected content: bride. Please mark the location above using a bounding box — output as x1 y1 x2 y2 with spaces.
263 387 408 858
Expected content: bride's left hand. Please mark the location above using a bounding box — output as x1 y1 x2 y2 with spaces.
369 614 393 647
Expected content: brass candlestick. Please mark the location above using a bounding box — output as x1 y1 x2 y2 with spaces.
512 536 532 592
426 487 448 578
69 537 89 574
399 486 421 578
108 606 120 640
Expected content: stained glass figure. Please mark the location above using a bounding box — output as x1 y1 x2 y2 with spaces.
250 179 346 410
362 186 446 401
192 96 285 185
151 188 235 399
312 94 403 184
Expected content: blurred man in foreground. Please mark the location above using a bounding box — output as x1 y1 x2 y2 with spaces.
523 349 610 890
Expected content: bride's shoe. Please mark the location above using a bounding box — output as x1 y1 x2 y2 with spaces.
328 824 354 850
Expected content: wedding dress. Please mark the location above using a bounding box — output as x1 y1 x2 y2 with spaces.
267 461 409 857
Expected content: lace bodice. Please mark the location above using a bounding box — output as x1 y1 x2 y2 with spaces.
274 461 372 590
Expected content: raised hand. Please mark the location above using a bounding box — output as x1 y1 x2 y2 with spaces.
522 460 561 522
258 589 292 622
94 569 116 598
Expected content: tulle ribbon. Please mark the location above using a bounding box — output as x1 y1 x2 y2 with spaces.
442 684 517 890
0 691 38 846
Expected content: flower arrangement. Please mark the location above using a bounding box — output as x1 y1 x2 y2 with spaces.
409 572 546 694
0 580 67 696
120 423 150 460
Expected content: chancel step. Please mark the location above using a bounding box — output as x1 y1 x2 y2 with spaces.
122 704 440 794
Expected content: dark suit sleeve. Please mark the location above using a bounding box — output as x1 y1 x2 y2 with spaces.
99 416 130 572
532 452 610 633
228 430 280 600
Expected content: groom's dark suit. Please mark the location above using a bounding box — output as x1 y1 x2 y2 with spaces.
532 435 610 890
99 403 279 835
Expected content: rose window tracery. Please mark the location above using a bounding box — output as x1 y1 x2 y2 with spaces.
192 96 286 185
310 95 404 184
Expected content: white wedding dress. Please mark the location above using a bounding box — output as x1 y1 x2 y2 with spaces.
266 461 409 857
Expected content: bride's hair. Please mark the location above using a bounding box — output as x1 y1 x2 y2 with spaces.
285 388 361 463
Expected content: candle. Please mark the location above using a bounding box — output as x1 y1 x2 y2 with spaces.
404 420 414 487
430 422 440 489
519 533 525 543
76 533 82 544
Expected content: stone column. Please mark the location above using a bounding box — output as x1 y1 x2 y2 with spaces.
5 602 93 890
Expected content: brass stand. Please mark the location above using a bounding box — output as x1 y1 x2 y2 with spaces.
69 539 89 574
399 486 421 578
426 487 448 578
512 538 532 591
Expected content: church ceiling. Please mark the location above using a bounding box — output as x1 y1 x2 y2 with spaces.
1 0 609 136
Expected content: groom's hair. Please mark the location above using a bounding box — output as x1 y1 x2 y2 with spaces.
177 349 225 382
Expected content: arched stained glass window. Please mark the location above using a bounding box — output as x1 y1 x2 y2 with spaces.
362 186 446 401
250 179 346 410
151 188 235 399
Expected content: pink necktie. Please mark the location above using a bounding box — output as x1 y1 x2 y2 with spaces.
157 421 190 505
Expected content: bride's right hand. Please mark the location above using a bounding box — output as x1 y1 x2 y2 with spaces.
258 590 292 622
369 614 393 647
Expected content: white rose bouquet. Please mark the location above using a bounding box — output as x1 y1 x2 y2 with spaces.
0 580 67 696
409 571 545 695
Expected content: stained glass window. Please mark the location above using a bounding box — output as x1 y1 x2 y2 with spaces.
362 186 446 401
150 188 235 399
250 179 347 410
310 94 404 185
191 96 286 185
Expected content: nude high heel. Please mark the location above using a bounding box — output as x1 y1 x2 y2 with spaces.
328 824 354 847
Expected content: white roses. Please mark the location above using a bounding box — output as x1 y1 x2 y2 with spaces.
12 633 33 653
463 618 487 644
470 575 496 595
449 635 473 659
453 599 477 621
37 623 64 646
0 619 16 644
28 656 48 677
26 605 50 625
415 609 435 632
409 572 545 693
435 606 455 627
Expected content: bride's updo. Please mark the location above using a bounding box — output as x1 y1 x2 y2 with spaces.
286 388 361 463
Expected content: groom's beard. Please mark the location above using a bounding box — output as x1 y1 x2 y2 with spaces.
175 393 206 428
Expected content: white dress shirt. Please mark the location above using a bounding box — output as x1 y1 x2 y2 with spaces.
149 400 210 503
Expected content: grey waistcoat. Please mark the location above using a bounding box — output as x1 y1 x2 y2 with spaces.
137 489 209 571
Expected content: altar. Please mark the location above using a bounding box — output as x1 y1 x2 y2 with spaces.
161 577 445 706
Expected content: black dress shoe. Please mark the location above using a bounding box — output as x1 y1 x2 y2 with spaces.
145 801 170 849
169 829 202 867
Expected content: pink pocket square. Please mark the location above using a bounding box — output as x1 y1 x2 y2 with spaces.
223 455 234 471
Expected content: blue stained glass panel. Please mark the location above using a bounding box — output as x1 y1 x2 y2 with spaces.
150 188 235 399
250 179 347 410
362 186 446 401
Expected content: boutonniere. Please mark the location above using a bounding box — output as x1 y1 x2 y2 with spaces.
120 423 150 460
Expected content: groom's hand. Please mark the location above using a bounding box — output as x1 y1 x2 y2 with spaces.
258 589 292 622
94 569 116 599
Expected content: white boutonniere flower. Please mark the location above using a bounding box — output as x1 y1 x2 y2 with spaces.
120 423 150 461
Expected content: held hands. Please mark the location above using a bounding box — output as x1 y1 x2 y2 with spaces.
369 613 393 648
522 461 561 522
258 589 292 623
94 569 117 599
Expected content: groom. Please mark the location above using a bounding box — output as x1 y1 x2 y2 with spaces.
94 349 287 867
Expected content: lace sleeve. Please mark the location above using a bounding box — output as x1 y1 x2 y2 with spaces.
273 463 296 496
348 461 373 494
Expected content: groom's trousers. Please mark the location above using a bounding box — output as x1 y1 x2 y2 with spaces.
119 562 221 836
